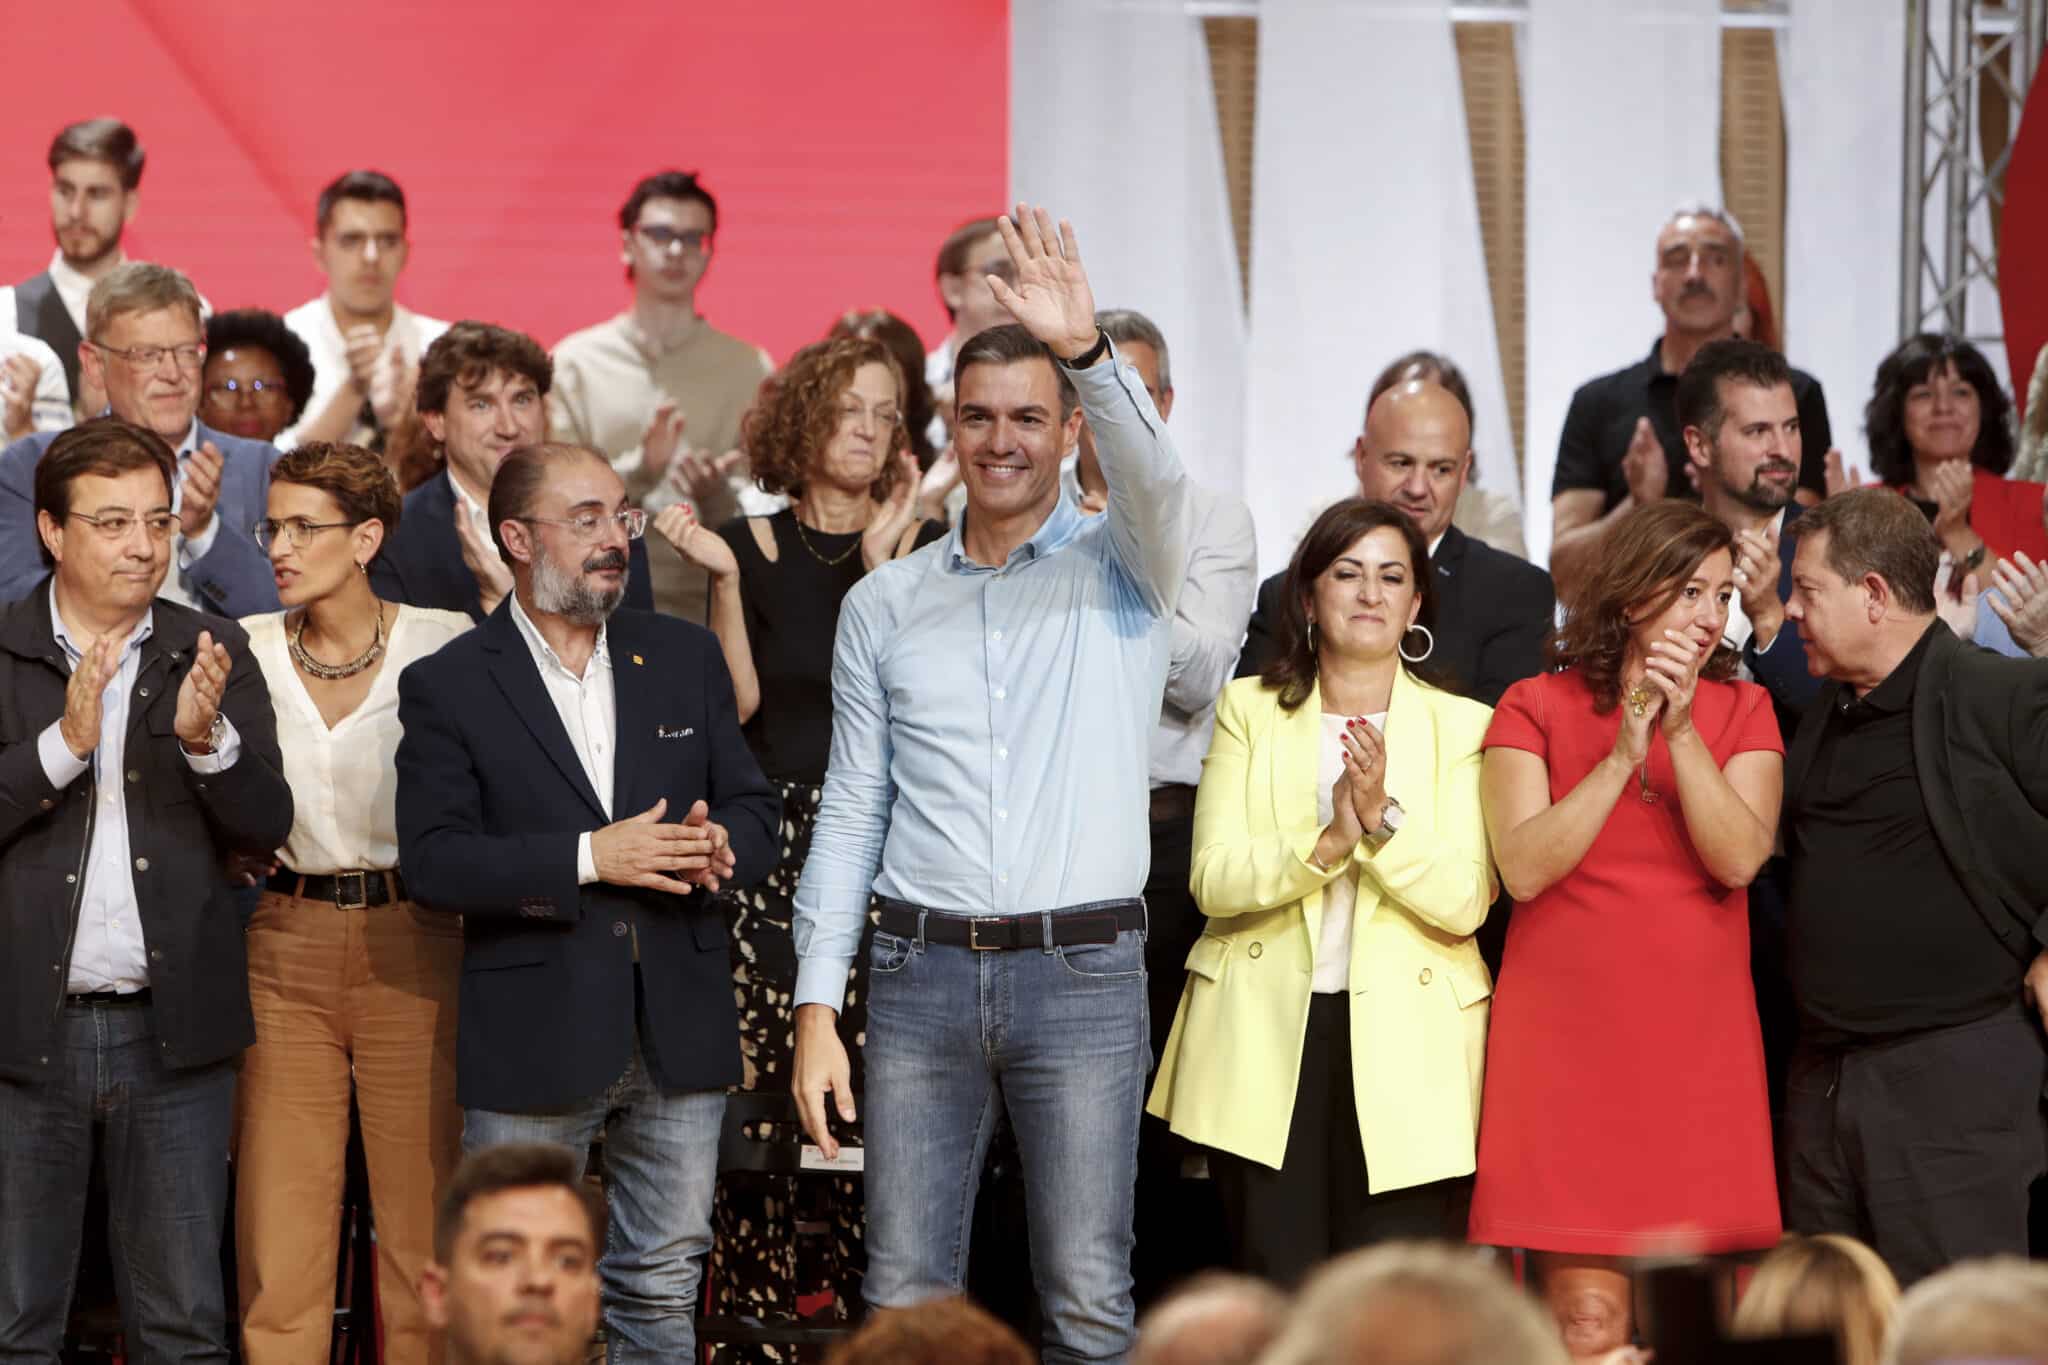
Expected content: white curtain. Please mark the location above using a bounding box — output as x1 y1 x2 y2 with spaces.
1009 0 1249 497
1240 0 1515 579
1522 0 1722 565
1783 0 1907 477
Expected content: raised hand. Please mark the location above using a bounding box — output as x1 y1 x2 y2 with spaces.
368 350 416 431
174 630 234 753
986 205 1099 361
860 452 921 571
641 403 687 480
453 499 514 615
1 353 39 440
1931 553 1981 639
1925 458 1975 536
341 324 384 390
180 442 226 538
589 797 716 895
60 636 120 759
916 444 962 522
1731 527 1784 643
1822 447 1863 498
651 503 738 580
1988 550 2048 656
1642 628 1706 738
1622 418 1668 505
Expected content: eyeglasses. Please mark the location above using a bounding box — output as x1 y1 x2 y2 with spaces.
837 400 901 431
254 517 360 551
68 510 178 540
206 378 290 403
517 508 648 542
92 340 206 373
635 225 711 255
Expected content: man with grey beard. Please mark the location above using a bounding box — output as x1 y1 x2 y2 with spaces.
396 441 779 1362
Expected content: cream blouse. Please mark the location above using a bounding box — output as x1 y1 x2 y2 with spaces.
242 605 471 875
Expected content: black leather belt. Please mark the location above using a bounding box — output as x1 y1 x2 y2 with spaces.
267 868 407 909
1149 783 1197 823
66 988 151 1006
875 897 1145 951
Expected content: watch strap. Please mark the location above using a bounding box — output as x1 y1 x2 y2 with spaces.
1058 328 1111 371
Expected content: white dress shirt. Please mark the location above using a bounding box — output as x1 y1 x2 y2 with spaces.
36 588 240 992
1311 710 1386 994
277 296 450 450
244 605 471 874
508 592 616 884
448 468 492 543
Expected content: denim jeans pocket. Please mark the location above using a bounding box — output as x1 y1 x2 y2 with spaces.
1054 932 1145 981
869 930 914 975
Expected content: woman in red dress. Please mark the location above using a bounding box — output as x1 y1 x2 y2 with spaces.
1472 501 1783 1330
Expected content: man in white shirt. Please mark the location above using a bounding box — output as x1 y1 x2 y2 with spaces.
0 264 282 616
278 170 450 451
4 119 146 414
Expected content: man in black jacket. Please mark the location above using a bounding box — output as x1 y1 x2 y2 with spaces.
0 419 291 1359
396 441 777 1363
1782 489 2048 1285
1238 374 1553 707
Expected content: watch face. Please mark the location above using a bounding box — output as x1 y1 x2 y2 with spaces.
1381 801 1405 832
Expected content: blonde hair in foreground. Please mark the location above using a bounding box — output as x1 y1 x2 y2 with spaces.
1729 1234 1899 1365
1882 1255 2048 1365
1259 1241 1569 1365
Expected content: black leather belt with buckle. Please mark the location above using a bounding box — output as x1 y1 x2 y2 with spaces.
267 868 406 909
875 897 1146 951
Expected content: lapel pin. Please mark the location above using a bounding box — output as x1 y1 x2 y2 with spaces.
632 654 644 666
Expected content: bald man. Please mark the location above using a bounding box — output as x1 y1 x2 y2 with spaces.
1238 379 1556 706
1131 1274 1287 1365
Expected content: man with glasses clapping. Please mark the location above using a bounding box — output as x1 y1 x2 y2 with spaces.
0 261 283 615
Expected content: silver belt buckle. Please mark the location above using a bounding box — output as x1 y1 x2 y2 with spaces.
334 871 369 910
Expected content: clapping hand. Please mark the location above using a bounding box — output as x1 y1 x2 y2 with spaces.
589 797 720 894
1822 447 1862 498
1341 718 1390 833
173 630 233 754
986 205 1100 362
679 799 736 892
641 403 687 481
1623 418 1668 505
1931 552 1981 637
453 500 514 615
1987 550 2048 656
59 636 121 760
666 448 745 505
1731 527 1784 644
179 442 225 539
916 445 962 522
860 452 921 571
1925 459 1974 536
651 503 738 580
1641 628 1706 738
1 353 39 440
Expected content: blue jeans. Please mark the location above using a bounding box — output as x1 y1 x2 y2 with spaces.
863 922 1148 1364
0 999 236 1364
462 1038 723 1365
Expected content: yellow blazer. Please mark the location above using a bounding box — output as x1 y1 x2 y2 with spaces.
1146 668 1496 1192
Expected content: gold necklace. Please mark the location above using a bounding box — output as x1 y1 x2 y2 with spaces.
1626 682 1658 802
791 506 862 567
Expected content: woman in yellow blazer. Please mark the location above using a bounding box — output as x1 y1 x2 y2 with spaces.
1147 497 1497 1284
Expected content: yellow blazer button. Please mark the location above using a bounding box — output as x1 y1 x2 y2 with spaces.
1248 942 1263 959
1418 967 1433 985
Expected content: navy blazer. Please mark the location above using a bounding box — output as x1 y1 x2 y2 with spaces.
1238 524 1555 707
0 421 282 617
372 473 655 622
1741 504 1821 742
395 601 779 1111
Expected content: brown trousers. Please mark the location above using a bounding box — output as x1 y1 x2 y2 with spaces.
235 891 463 1365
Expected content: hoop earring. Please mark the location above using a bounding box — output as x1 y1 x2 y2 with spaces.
1399 624 1434 664
1306 619 1319 653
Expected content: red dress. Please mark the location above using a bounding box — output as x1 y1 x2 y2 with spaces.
1467 669 1783 1255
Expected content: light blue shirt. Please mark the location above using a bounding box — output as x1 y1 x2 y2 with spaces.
36 587 240 992
1974 586 2026 657
792 342 1189 1012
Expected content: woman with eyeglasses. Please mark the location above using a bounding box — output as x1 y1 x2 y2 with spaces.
651 334 941 1328
232 441 472 1365
199 309 317 446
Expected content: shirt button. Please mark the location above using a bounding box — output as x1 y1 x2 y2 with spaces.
65 873 76 885
612 921 628 938
1248 941 1263 959
138 687 150 698
1418 968 1433 986
127 770 140 782
991 630 1003 642
994 687 1007 701
997 808 1008 820
149 949 162 962
39 798 53 810
997 747 1009 760
134 857 149 872
998 873 1009 884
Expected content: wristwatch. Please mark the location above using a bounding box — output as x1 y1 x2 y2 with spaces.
1058 328 1110 370
1366 796 1406 846
186 711 227 756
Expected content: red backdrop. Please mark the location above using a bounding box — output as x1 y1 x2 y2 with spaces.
0 1 1008 363
2001 68 2048 412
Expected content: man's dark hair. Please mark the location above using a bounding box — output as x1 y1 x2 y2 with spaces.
49 118 144 190
934 216 1003 320
1675 338 1793 442
316 169 407 233
205 308 318 424
433 1142 606 1264
486 442 608 565
33 418 177 568
415 321 553 418
953 324 1078 419
618 170 718 234
1096 309 1172 393
1369 350 1473 435
1787 486 1940 615
1863 333 2016 484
